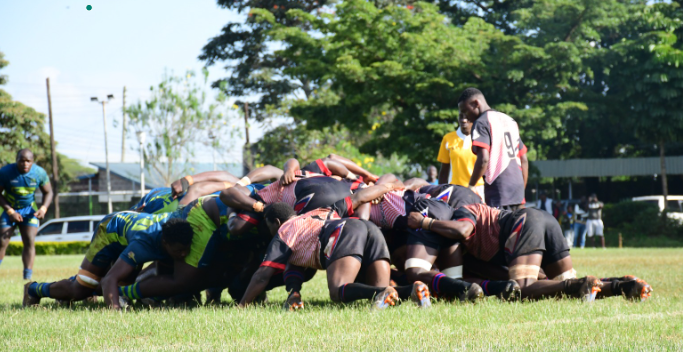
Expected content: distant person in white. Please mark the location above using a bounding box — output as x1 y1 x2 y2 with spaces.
586 194 605 249
535 191 553 215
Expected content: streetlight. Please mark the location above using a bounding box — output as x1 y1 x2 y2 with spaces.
136 131 146 197
91 94 114 213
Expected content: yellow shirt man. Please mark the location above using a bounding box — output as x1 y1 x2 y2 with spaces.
437 128 484 188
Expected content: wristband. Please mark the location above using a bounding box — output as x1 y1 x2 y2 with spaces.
237 176 251 187
419 217 425 230
6 208 15 215
428 219 435 231
223 182 232 189
184 175 194 186
346 171 357 180
421 217 432 230
253 201 265 213
39 205 47 213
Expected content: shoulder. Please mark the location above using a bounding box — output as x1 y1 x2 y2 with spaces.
32 164 47 175
442 131 460 142
0 163 15 175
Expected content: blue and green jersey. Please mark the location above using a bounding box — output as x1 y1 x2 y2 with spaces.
0 163 49 209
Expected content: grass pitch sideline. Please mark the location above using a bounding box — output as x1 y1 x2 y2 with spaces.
0 249 682 351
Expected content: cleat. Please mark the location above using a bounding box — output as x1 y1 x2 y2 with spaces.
140 298 161 308
621 278 653 302
118 296 131 309
85 295 98 304
566 276 603 302
372 286 399 310
23 282 41 307
283 292 304 312
410 281 431 308
499 280 522 301
458 282 484 303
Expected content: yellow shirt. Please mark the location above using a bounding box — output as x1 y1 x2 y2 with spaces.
437 129 484 187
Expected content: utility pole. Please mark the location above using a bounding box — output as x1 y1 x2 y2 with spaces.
121 86 127 162
243 102 252 173
46 78 60 218
136 131 146 196
92 95 114 214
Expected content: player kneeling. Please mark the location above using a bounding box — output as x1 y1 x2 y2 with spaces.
238 202 431 310
23 214 193 308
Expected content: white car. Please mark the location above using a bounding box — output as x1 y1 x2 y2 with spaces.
9 215 105 243
632 196 683 222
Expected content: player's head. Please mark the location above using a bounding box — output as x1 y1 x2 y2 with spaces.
457 88 488 122
539 190 547 200
160 218 194 261
589 193 598 202
16 149 34 173
426 165 437 180
263 202 296 236
458 112 473 136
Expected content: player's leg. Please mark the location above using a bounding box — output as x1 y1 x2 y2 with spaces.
405 243 482 302
18 223 38 280
24 257 108 306
0 225 16 267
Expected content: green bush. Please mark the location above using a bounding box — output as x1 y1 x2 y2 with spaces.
603 201 683 245
603 201 659 228
6 241 89 256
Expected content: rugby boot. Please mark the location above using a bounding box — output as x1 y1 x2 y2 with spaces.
372 286 399 310
498 280 522 302
457 282 484 303
564 276 603 302
283 291 304 312
410 281 431 308
23 282 41 307
612 277 653 302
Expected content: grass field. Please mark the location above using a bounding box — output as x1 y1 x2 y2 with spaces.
1 249 682 351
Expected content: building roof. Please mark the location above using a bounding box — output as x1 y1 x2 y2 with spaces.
89 162 244 188
533 156 683 178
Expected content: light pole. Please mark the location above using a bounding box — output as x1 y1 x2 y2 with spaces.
209 131 216 171
136 131 146 197
91 94 114 213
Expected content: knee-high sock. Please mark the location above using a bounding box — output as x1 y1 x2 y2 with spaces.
338 283 385 303
284 269 305 294
431 273 469 297
28 282 52 298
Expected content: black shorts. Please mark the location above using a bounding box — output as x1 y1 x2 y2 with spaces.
319 219 390 269
420 184 483 209
502 208 570 266
406 228 458 251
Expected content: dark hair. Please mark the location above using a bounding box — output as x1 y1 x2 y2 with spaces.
16 149 34 160
264 202 296 224
161 218 194 246
457 87 484 104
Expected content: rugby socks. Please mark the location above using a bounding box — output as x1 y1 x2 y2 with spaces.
430 273 470 297
480 280 513 297
338 283 385 303
23 269 33 280
394 285 415 300
28 282 52 298
284 269 305 294
118 283 142 300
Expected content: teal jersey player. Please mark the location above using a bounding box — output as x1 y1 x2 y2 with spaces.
133 184 266 214
0 163 50 228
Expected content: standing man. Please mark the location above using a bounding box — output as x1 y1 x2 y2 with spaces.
586 194 605 249
0 149 53 279
535 191 553 215
458 88 528 210
573 196 588 249
437 113 485 196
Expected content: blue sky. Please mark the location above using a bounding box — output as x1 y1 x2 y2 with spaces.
0 0 257 165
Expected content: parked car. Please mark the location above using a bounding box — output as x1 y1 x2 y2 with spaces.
632 195 683 222
9 215 105 243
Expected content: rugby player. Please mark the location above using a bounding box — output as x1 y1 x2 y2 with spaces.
458 88 528 209
239 201 431 310
23 213 193 308
0 149 53 280
406 202 653 301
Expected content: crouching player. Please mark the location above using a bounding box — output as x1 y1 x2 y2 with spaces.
23 213 193 308
239 202 431 310
407 203 653 301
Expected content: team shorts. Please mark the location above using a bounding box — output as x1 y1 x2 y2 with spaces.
406 227 459 251
84 214 127 269
319 219 390 269
0 205 39 229
586 219 604 237
502 208 570 267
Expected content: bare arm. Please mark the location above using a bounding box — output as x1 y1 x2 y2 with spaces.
403 178 429 191
406 212 473 241
322 160 352 179
239 266 277 307
219 186 259 212
355 203 371 220
281 159 301 185
179 181 232 206
349 183 400 209
32 183 53 220
101 259 136 310
171 171 240 198
468 149 489 188
438 163 450 184
520 154 528 189
245 165 283 183
326 154 379 182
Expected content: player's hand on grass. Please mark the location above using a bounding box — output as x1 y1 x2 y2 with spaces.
281 170 297 185
407 212 425 230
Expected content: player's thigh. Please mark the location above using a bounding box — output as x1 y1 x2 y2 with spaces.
543 256 574 280
404 244 439 279
18 224 38 244
326 256 362 290
0 226 16 242
435 242 463 270
508 254 542 288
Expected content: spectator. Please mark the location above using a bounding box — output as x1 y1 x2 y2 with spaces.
426 165 438 185
586 193 606 249
436 113 484 195
573 196 588 249
535 191 553 215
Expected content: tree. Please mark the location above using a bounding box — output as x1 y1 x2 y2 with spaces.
606 3 683 203
125 70 237 186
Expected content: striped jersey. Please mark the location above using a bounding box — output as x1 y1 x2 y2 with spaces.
451 203 508 261
369 190 429 229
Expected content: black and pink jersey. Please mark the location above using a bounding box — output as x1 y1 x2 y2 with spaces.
417 184 482 209
369 190 429 229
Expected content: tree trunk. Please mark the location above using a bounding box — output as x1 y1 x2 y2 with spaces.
660 140 668 212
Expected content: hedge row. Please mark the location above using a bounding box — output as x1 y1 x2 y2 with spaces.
5 241 90 255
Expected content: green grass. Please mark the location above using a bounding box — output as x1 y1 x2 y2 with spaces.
1 249 682 351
